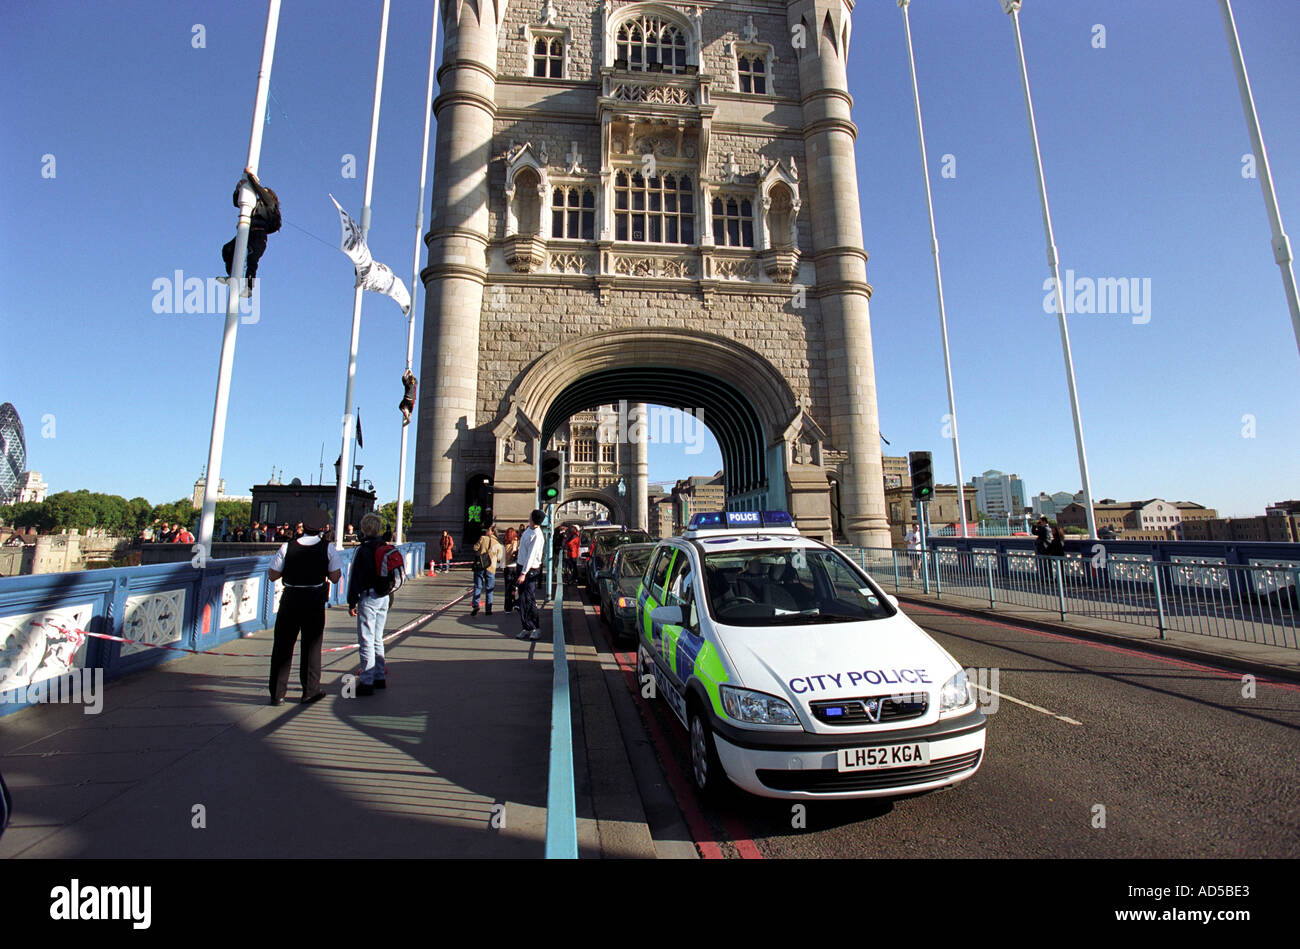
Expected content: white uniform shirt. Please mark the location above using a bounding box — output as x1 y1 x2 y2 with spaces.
270 534 344 583
514 526 544 572
905 529 922 552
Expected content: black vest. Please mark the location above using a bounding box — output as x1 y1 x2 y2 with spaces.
282 537 329 586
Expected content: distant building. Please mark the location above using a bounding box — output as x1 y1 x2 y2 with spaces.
672 472 726 533
249 479 375 534
1032 490 1083 520
17 470 47 504
1180 501 1300 543
0 403 26 505
192 475 253 509
969 469 1026 519
1057 498 1218 539
882 455 910 492
886 483 976 547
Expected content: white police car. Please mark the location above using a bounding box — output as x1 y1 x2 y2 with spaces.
635 511 986 800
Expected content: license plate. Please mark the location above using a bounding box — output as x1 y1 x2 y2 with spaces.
837 743 930 772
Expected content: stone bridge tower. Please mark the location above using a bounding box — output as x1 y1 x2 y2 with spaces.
413 0 889 548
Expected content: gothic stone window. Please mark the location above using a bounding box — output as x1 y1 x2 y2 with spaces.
737 54 766 94
533 34 564 78
711 195 754 248
600 444 616 464
573 436 595 463
551 186 596 240
616 15 688 74
615 170 695 244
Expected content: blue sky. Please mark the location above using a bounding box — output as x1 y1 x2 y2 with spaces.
3 1 1297 517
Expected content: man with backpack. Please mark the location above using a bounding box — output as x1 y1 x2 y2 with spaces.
221 166 281 296
346 513 405 696
471 523 503 617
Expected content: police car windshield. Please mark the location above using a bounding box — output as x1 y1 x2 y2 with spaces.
702 548 893 626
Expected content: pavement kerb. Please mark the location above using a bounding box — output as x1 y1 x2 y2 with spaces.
896 589 1300 685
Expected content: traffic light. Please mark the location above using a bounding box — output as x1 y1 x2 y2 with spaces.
539 450 564 505
909 451 934 503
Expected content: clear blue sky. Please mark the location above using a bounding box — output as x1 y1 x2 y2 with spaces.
3 1 1296 517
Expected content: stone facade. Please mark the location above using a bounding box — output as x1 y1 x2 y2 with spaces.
414 0 889 548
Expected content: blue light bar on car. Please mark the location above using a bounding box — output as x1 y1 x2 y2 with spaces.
685 511 795 531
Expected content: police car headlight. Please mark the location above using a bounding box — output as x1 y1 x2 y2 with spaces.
939 669 974 713
720 686 799 726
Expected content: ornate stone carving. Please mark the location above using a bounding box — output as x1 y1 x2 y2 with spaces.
0 603 93 691
762 247 800 283
612 82 693 105
713 256 758 280
505 233 546 273
659 258 695 278
220 576 261 628
615 255 655 277
549 252 593 274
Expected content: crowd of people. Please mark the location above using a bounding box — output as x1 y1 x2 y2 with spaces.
141 520 365 545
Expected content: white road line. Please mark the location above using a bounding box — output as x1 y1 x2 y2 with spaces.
974 684 1083 726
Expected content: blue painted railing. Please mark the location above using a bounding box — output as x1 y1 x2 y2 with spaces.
929 536 1299 567
545 573 578 858
0 543 425 718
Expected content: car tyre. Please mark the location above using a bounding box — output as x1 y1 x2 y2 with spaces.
689 703 727 800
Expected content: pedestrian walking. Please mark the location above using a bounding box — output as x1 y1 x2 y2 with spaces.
562 527 580 583
346 513 394 696
514 510 545 640
1032 515 1052 585
220 167 280 296
267 508 342 706
471 524 503 617
905 522 922 581
501 527 519 612
439 530 455 573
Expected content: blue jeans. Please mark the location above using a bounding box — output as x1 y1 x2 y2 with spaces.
473 568 496 608
355 591 390 685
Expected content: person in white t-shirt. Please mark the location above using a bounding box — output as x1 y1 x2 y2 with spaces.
513 509 546 641
905 523 922 581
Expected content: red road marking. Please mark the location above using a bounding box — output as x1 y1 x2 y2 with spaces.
575 594 755 859
904 601 1300 694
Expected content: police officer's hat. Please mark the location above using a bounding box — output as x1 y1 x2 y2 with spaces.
302 509 330 534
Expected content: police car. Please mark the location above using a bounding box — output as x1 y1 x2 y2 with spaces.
635 511 986 800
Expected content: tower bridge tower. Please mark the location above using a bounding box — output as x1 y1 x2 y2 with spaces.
413 0 889 548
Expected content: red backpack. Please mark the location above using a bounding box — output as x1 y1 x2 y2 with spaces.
372 542 406 597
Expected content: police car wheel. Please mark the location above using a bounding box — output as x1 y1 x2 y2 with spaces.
689 708 725 798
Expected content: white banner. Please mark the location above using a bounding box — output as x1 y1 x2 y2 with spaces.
329 194 411 315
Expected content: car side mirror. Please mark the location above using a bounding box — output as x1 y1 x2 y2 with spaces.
886 594 899 608
651 604 685 626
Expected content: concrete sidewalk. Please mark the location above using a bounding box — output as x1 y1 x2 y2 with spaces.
0 571 650 859
896 586 1300 683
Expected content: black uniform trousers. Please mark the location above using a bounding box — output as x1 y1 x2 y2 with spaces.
223 228 268 279
517 568 540 633
269 586 328 700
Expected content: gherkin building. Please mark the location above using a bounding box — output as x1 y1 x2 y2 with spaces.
0 403 25 505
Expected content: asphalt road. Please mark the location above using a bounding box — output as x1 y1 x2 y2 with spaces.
574 587 1300 859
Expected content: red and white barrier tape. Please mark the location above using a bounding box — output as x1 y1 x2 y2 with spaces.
30 588 473 660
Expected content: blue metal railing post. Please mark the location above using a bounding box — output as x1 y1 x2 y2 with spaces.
1153 562 1167 640
892 548 900 592
544 574 577 859
1055 558 1067 621
987 557 995 609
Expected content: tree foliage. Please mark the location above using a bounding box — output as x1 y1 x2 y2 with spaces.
377 500 413 537
0 490 252 537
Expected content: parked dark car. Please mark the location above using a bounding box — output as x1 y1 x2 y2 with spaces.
585 529 651 590
595 543 657 642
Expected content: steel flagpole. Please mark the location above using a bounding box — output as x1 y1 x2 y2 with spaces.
999 0 1097 539
198 0 281 558
395 1 440 545
335 0 392 545
1218 0 1300 362
899 0 967 538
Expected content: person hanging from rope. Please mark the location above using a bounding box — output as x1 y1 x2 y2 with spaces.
221 166 281 297
399 369 417 426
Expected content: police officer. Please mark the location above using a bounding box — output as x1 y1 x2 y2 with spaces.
267 508 342 705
